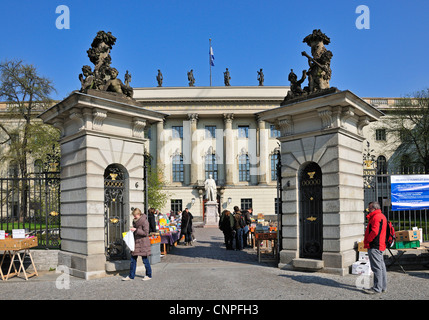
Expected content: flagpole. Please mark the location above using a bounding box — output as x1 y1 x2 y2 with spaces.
209 38 212 87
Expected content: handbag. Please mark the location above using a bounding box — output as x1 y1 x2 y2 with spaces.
123 231 135 251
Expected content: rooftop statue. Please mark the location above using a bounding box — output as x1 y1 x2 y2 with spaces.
78 31 133 99
283 29 336 104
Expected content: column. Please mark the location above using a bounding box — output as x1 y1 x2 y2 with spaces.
257 117 268 184
223 113 234 185
156 120 165 180
188 113 199 185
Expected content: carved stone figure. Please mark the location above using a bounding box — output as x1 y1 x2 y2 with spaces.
78 65 95 92
156 69 163 87
103 68 133 98
79 30 133 98
285 69 306 100
187 69 195 87
204 174 217 201
224 68 231 86
257 68 264 86
283 29 335 103
301 29 333 93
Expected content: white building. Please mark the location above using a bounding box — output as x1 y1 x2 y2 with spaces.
133 86 398 221
134 86 286 220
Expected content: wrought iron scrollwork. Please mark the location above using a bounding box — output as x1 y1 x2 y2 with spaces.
104 165 127 260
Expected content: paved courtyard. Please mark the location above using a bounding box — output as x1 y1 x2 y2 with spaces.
1 227 429 302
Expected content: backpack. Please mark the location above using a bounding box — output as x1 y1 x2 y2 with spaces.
385 220 396 248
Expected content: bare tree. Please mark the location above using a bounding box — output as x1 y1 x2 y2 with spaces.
381 88 429 172
0 59 58 221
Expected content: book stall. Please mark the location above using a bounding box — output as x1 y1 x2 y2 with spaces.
249 214 278 262
0 229 39 280
156 214 181 256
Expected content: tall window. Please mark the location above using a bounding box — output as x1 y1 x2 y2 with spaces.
172 154 184 182
171 200 182 214
34 159 43 174
238 126 249 138
172 126 183 139
270 125 280 138
239 154 250 181
205 126 216 139
271 153 279 181
376 155 387 174
205 154 218 182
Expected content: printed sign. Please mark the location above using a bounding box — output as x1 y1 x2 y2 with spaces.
391 175 429 211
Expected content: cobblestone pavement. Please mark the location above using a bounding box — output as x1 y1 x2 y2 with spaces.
1 227 429 302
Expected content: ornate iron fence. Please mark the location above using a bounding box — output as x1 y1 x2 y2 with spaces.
363 144 428 242
0 171 60 249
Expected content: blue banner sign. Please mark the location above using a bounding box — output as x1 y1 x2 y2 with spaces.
391 175 429 211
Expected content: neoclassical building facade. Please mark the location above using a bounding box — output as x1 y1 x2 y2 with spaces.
132 86 396 220
134 86 286 220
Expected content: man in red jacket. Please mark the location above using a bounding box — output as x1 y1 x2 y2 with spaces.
363 201 387 294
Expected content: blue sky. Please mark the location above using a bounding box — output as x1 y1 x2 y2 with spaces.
1 0 428 100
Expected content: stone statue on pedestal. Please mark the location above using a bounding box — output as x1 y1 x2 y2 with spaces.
204 174 217 202
283 29 336 104
78 30 133 99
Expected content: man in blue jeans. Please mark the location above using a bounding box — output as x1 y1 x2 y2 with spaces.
363 201 387 294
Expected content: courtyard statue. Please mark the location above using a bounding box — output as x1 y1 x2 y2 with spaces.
204 174 217 202
79 30 133 99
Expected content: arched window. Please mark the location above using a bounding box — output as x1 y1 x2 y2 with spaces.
376 155 387 174
239 154 250 182
270 153 279 181
205 153 218 182
172 154 184 182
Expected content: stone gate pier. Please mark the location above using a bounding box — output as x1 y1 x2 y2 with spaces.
40 90 166 279
258 90 383 275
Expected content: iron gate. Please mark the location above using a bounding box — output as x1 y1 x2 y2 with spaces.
0 172 61 249
104 165 127 260
299 162 323 259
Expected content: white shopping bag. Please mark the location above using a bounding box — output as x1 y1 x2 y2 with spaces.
123 231 135 251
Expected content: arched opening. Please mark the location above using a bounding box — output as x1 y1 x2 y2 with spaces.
104 164 128 260
299 162 323 259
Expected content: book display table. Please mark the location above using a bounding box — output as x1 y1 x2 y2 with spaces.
0 237 39 281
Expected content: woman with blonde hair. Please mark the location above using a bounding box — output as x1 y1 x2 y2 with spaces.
122 208 152 281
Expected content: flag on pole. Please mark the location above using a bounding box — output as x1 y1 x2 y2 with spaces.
210 46 215 66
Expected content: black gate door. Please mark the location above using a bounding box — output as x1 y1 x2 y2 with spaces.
299 162 323 259
104 165 127 260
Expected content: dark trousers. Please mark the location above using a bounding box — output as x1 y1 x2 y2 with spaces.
129 255 152 279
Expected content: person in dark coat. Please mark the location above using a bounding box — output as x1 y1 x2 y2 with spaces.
180 208 193 246
242 208 252 248
147 208 157 233
220 210 235 250
122 208 152 281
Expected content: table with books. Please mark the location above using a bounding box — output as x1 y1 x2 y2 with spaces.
0 236 39 281
254 230 278 263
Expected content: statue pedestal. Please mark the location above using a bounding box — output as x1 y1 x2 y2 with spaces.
204 201 219 228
